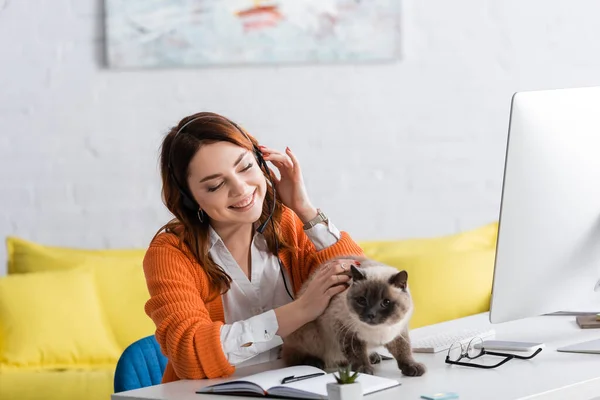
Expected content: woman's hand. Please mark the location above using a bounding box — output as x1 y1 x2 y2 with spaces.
274 258 360 337
295 258 359 322
258 145 318 223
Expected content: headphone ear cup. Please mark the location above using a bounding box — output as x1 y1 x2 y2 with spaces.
181 193 198 211
254 146 268 172
170 170 199 211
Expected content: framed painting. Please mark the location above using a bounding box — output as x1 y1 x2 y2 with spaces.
104 0 399 68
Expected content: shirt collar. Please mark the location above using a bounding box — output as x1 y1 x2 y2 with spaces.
207 224 268 253
208 225 222 252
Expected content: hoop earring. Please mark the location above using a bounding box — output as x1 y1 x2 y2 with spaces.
197 209 205 223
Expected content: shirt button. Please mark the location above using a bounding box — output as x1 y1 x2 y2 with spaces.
264 330 270 340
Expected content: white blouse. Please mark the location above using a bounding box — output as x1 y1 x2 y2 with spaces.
208 220 341 368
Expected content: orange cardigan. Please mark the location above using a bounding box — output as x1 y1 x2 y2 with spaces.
143 207 364 383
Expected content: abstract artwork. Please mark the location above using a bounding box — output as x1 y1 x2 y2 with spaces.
104 0 399 68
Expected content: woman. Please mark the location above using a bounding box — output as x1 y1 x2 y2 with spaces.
143 111 364 383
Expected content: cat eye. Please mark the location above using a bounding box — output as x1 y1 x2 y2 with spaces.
356 297 367 306
381 299 391 308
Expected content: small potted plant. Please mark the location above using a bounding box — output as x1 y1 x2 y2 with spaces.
326 364 362 400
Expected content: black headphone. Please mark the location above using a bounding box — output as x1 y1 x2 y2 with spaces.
167 115 294 300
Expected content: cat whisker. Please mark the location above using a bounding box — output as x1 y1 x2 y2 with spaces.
351 330 359 355
340 319 361 357
339 320 358 352
339 321 354 344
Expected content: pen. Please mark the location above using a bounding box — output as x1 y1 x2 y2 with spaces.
281 372 325 384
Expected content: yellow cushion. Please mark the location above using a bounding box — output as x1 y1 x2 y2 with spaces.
5 236 154 350
359 222 498 259
359 222 498 328
0 367 115 400
0 268 121 369
6 237 145 275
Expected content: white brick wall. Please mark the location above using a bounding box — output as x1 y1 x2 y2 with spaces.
2 0 600 275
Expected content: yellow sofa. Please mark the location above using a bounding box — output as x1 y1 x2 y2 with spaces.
0 222 498 400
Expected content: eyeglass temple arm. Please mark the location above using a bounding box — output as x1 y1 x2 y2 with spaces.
445 355 514 369
485 347 543 360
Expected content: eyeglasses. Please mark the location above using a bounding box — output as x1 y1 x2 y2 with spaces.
445 337 543 369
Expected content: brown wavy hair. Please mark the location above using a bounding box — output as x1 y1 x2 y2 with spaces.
154 112 293 298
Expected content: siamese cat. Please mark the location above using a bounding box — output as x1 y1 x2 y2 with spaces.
281 256 426 377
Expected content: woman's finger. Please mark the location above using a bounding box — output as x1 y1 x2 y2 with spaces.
262 152 293 169
259 146 294 166
259 145 280 154
320 260 342 274
332 260 360 274
285 147 301 173
265 169 281 190
325 283 349 298
317 267 349 291
267 167 281 185
320 262 334 274
329 264 347 276
328 274 351 286
258 146 278 159
267 160 293 180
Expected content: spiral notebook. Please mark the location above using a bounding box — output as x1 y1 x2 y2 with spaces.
196 365 400 400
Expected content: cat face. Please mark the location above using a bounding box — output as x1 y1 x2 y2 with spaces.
347 265 411 326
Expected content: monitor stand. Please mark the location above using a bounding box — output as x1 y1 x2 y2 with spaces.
544 311 600 316
548 305 600 353
557 339 600 354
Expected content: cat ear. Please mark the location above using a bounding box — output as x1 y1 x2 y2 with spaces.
389 270 408 289
350 265 366 281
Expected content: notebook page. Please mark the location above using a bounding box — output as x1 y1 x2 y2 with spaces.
220 365 326 391
271 373 333 397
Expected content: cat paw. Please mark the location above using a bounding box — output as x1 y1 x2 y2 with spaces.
399 361 426 377
369 352 382 364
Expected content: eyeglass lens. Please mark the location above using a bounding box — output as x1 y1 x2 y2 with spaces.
448 342 464 362
467 337 484 359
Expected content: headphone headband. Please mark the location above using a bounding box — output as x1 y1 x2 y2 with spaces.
168 115 260 173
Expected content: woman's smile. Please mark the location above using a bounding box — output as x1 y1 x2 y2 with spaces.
228 188 257 212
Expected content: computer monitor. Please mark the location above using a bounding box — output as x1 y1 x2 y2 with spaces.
490 86 600 324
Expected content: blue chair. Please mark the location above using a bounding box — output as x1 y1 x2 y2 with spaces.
114 335 168 393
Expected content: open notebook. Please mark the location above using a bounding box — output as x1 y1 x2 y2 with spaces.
196 365 400 399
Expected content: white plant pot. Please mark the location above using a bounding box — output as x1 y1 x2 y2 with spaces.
326 382 363 400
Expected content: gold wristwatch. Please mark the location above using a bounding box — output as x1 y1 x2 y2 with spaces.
303 208 328 230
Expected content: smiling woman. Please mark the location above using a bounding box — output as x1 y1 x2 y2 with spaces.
143 112 364 383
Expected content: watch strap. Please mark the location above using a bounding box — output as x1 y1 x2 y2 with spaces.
303 209 328 230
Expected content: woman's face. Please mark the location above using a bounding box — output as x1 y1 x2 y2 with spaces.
186 141 267 229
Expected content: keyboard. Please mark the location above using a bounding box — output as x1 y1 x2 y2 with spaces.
411 328 496 353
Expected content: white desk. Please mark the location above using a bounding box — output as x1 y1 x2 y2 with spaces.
112 312 600 400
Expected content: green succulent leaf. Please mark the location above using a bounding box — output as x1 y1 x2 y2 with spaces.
333 364 360 384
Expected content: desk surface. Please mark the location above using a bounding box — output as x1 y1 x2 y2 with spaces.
112 312 600 400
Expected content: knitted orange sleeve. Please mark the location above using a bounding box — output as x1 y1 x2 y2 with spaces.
143 235 235 379
281 208 365 281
